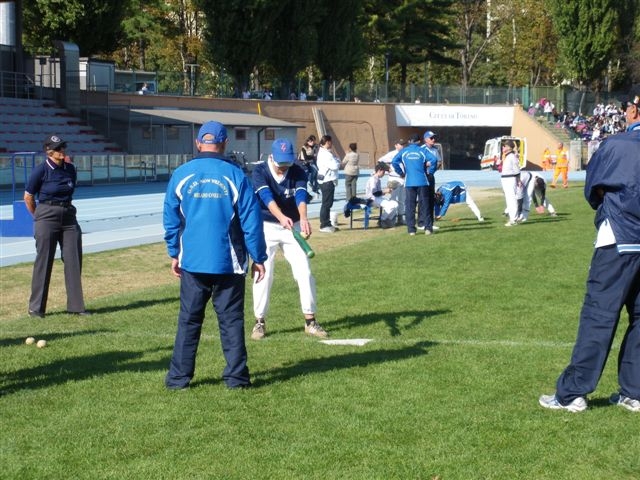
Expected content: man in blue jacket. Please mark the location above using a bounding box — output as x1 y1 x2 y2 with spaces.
540 92 640 413
163 121 267 390
392 134 431 235
421 131 442 231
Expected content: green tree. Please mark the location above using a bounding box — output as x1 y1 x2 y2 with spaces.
197 0 271 95
22 0 132 56
262 0 320 98
364 0 458 101
314 0 366 87
548 0 620 90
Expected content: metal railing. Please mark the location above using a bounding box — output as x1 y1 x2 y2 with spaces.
0 152 192 191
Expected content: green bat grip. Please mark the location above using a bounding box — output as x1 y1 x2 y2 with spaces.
291 229 315 258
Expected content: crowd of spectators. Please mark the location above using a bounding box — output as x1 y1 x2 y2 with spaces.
527 98 627 143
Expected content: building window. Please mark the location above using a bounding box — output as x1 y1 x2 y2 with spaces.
235 129 247 141
265 129 275 141
166 126 179 140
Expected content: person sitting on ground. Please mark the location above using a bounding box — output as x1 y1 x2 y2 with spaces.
434 181 484 222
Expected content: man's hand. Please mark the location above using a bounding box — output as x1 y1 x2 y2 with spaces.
252 263 266 283
170 258 181 278
299 218 312 238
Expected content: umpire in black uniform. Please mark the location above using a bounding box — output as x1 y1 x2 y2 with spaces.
23 135 89 317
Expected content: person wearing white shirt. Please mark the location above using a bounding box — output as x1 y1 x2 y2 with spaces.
316 135 341 233
379 138 408 224
499 140 521 226
365 163 399 228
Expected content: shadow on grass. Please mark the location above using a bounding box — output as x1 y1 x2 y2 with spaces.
276 309 450 337
0 346 172 396
0 329 113 348
250 340 436 387
79 296 180 315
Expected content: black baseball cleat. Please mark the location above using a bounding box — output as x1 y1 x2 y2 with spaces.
28 310 44 318
69 311 92 316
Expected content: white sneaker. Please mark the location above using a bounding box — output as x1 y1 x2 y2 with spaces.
505 221 517 227
319 226 335 233
610 393 640 412
305 320 328 338
539 393 587 412
251 322 266 340
432 225 440 230
478 217 485 222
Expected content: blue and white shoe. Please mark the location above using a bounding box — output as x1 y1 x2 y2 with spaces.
539 393 587 412
609 393 640 412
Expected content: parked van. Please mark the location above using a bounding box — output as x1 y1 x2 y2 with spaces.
480 136 527 170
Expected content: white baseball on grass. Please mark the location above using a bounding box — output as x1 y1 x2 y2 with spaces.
36 339 47 348
25 337 35 345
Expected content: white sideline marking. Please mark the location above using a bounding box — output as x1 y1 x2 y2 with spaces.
320 338 373 346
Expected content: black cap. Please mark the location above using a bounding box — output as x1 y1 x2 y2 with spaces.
44 134 67 150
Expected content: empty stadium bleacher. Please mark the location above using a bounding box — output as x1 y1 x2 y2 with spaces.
0 97 123 154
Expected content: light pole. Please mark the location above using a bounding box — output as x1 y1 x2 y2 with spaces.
186 63 198 96
384 52 390 102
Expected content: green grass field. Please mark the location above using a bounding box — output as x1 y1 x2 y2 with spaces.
1 184 639 479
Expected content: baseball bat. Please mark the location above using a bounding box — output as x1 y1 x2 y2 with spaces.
291 228 315 258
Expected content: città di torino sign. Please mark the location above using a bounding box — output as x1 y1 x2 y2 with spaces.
395 105 515 127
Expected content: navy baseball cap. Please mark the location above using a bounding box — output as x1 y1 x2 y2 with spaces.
620 85 640 111
271 138 295 166
197 121 227 144
423 130 437 139
44 134 67 150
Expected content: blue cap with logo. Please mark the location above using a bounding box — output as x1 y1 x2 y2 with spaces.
423 130 437 139
197 121 227 144
271 138 295 166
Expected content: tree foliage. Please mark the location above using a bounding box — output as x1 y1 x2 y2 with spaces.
22 0 132 57
364 0 458 99
548 0 620 87
19 0 640 95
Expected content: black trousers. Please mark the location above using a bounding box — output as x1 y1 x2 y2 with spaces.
29 203 85 314
319 181 335 229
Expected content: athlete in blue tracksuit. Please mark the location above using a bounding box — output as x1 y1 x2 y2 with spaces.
540 94 640 412
163 121 267 390
421 131 442 230
434 181 484 221
391 135 430 235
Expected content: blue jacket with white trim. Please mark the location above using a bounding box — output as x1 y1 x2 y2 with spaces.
391 144 429 187
163 152 267 274
585 122 640 254
435 181 467 217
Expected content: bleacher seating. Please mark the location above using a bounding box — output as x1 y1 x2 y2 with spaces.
0 97 123 155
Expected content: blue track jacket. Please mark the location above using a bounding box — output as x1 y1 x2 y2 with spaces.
585 122 640 254
435 181 467 218
163 152 267 274
391 144 429 187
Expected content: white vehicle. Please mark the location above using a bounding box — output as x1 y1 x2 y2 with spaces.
480 136 527 170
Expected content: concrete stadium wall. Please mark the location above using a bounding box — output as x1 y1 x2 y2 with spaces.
512 107 562 170
96 93 564 170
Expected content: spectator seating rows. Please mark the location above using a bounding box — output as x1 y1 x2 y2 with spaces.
0 97 123 155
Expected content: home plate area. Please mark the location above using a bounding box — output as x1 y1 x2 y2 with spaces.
320 339 373 346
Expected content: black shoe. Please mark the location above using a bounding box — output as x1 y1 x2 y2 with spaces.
28 310 44 318
69 311 92 316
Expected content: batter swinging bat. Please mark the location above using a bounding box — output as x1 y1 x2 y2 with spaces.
291 228 315 258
